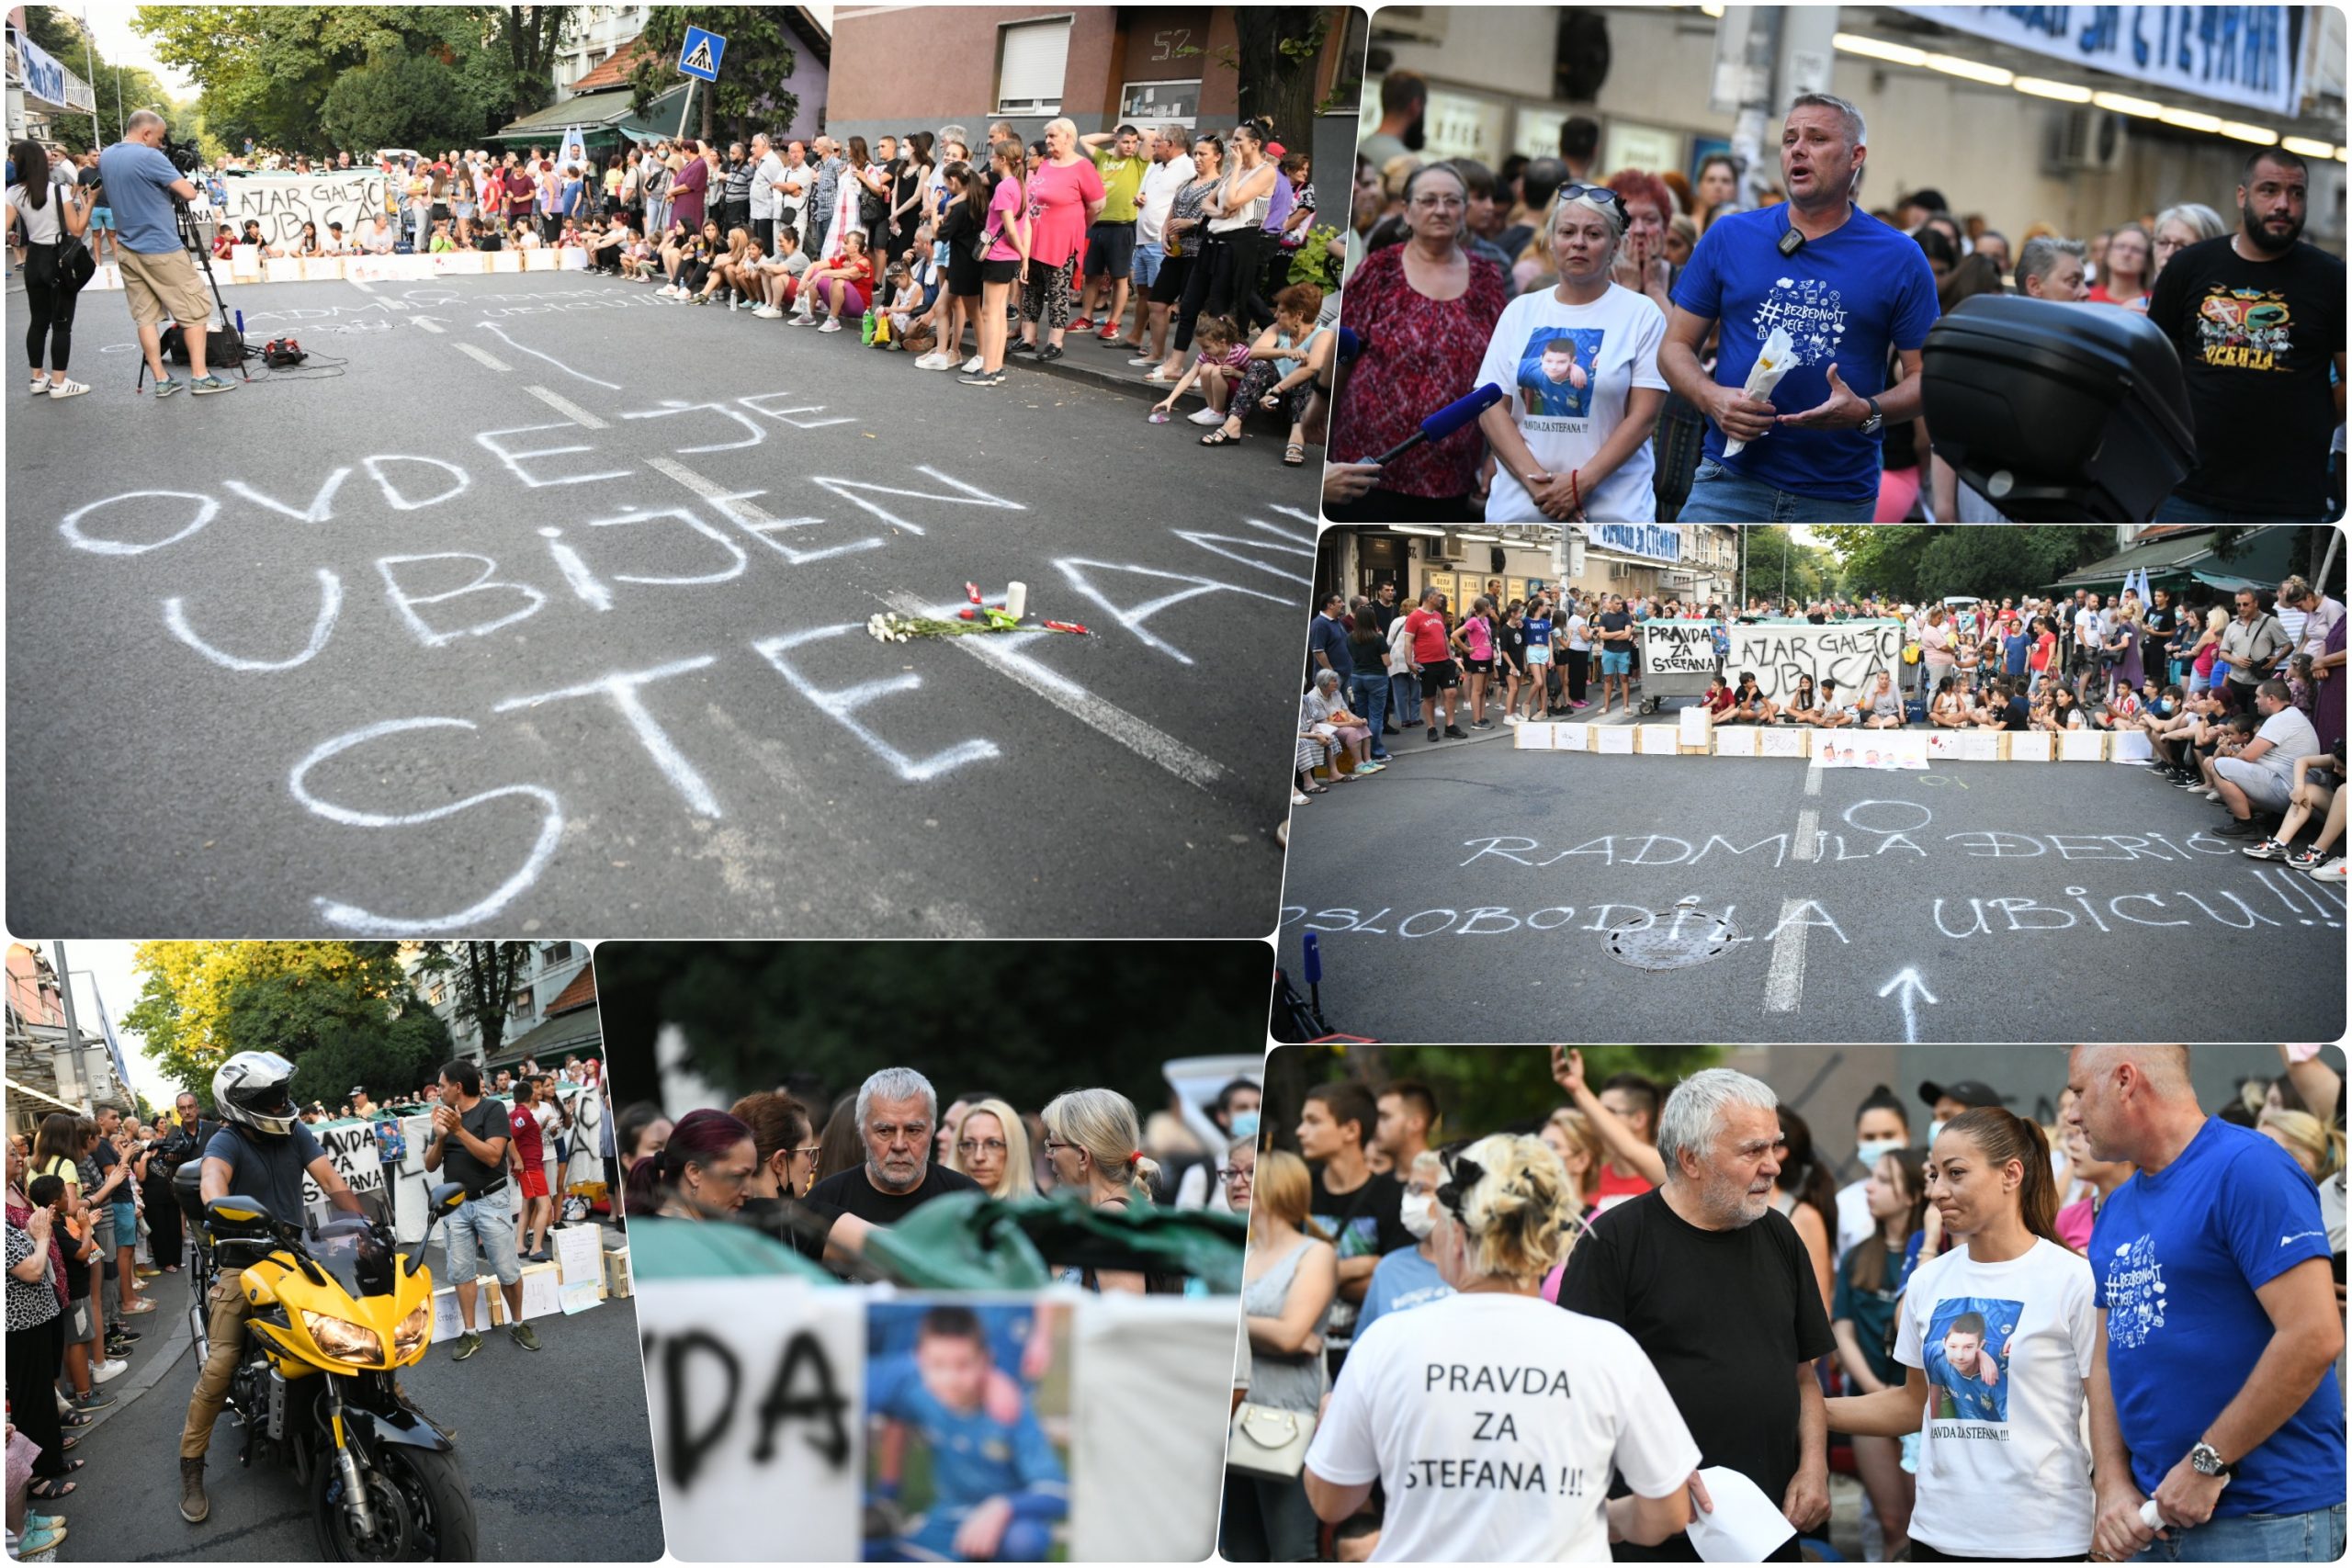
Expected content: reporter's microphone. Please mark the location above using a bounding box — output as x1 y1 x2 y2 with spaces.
1371 383 1504 466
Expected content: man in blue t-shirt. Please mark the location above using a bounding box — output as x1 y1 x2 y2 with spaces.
96 108 233 395
2066 1045 2346 1564
1661 94 1939 522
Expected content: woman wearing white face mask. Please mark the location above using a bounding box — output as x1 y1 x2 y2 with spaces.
1303 1134 1702 1562
1357 1149 1456 1337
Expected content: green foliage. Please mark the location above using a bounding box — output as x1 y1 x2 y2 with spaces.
122 942 446 1105
1262 1045 1724 1149
409 942 533 1062
1232 9 1329 147
1815 525 2112 602
1737 526 1841 605
593 942 1272 1119
1286 224 1341 292
628 9 804 145
320 49 504 154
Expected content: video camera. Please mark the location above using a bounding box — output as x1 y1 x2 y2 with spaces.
160 133 203 176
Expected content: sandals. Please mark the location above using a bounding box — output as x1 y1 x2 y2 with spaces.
1199 426 1243 447
1283 443 1306 467
1298 782 1328 795
31 1466 83 1499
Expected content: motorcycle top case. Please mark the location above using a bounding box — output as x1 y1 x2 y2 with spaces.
1920 293 2196 524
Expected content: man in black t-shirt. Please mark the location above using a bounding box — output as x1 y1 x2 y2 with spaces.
2146 148 2346 523
801 1066 981 1274
1561 1067 1835 1562
424 1058 530 1359
1298 1081 1410 1381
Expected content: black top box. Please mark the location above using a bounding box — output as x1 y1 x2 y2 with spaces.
1921 294 2196 524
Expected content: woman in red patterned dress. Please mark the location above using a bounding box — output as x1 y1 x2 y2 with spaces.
1327 163 1510 523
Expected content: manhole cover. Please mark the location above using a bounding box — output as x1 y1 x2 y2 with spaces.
1601 901 1741 970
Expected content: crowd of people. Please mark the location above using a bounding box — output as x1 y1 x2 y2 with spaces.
1223 1045 2346 1563
1325 73 2345 525
615 1066 1262 1290
1295 565 2346 870
0 1048 623 1547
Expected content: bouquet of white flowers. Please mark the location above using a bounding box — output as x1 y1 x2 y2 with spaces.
1722 325 1797 457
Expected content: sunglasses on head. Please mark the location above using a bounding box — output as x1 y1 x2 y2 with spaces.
1558 184 1629 221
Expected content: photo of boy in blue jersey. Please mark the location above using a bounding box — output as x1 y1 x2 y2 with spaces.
1923 1301 2018 1424
865 1304 1069 1562
1515 329 1601 419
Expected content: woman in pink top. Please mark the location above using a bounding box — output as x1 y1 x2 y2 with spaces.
959 139 1031 388
1009 118 1105 364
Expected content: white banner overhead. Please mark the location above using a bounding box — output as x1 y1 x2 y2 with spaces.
1897 5 2309 117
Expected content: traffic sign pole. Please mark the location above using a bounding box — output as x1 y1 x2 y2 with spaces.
676 79 695 140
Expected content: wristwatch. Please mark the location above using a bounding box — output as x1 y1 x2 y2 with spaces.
1860 395 1884 435
2188 1441 2235 1479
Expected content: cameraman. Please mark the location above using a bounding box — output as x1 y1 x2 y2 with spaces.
96 109 232 397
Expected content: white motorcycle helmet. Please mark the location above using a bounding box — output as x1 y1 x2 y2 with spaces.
211 1050 300 1137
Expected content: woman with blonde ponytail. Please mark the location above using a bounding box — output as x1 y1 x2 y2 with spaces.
1039 1088 1160 1293
1826 1106 2098 1562
1302 1134 1701 1561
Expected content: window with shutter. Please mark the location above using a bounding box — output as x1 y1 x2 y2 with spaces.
995 17 1072 116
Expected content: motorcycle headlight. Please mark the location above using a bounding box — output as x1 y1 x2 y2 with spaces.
390 1302 431 1359
300 1310 385 1365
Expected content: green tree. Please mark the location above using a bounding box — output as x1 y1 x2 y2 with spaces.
409 942 534 1063
319 49 503 155
628 9 808 148
1815 525 2110 603
1233 10 1334 140
122 941 441 1103
1737 527 1840 607
594 942 1272 1120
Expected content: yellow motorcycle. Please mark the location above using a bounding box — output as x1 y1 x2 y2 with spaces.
193 1182 476 1559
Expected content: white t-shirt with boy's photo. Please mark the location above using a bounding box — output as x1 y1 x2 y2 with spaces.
1476 282 1668 525
1306 1292 1700 1562
1894 1236 2097 1559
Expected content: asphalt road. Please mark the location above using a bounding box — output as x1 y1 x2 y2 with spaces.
7 269 1313 937
54 1242 662 1562
1277 743 2348 1043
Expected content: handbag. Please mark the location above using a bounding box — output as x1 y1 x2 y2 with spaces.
1227 1401 1317 1480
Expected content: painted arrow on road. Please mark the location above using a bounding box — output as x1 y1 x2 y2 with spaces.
1878 968 1940 1043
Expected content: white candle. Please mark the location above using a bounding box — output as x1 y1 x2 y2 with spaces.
1005 581 1028 618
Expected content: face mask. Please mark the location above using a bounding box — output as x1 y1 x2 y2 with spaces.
1227 1111 1260 1141
1400 1191 1438 1239
1929 1118 1951 1145
1856 1137 1906 1167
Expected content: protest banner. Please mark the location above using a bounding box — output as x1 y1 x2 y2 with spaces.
1726 620 1905 705
223 171 393 250
302 1117 389 1225
1641 619 1719 678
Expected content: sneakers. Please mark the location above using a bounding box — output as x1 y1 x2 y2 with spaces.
45 378 88 400
962 354 985 374
2310 857 2347 882
1127 355 1159 367
2286 844 2327 871
1443 724 1470 739
151 377 184 398
1069 315 1094 331
451 1330 483 1361
752 304 783 319
2202 788 2222 802
956 369 1005 387
188 375 234 395
1470 719 1493 730
1187 407 1225 426
1427 727 1440 742
1504 713 1524 726
2243 837 2290 860
180 1457 209 1524
510 1322 542 1352
1353 761 1385 775
29 378 49 395
92 1358 129 1382
913 350 952 370
1035 344 1064 362
1096 325 1121 343
817 317 842 333
70 1388 115 1413
2213 816 2260 838
787 311 818 326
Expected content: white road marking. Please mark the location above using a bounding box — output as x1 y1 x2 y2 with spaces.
1804 761 1823 795
347 277 377 295
1762 896 1810 1013
481 321 622 389
524 384 609 429
454 343 510 373
1878 968 1940 1043
1792 808 1819 863
413 316 445 334
881 591 1228 791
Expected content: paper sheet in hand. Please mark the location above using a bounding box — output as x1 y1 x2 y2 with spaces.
1722 325 1795 457
1686 1465 1796 1562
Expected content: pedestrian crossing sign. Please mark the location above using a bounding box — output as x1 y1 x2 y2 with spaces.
678 26 725 83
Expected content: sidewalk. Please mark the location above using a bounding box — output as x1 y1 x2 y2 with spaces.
72 1276 196 1438
1363 682 1649 764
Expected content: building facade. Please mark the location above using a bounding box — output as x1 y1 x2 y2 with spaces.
553 5 653 98
402 941 592 1066
825 6 1362 216
1317 524 1740 616
5 942 137 1134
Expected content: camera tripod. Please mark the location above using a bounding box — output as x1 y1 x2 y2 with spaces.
134 197 250 391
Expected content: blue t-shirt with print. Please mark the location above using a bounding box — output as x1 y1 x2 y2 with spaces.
95 140 192 254
1357 1244 1452 1339
2089 1118 2345 1517
1672 204 1939 505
